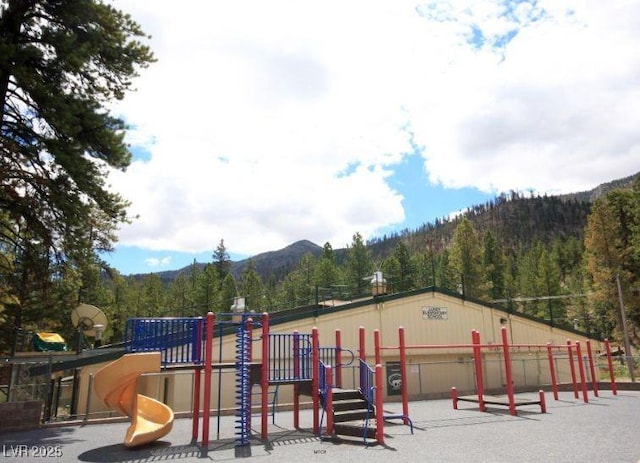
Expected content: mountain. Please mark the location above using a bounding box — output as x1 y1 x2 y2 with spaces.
560 172 640 203
368 171 640 258
133 172 639 283
142 239 323 283
230 239 323 280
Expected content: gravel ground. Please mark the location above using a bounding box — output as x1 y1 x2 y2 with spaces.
1 390 639 463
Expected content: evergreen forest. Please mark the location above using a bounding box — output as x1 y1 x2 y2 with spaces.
3 177 640 353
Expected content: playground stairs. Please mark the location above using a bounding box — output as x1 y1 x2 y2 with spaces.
328 388 376 440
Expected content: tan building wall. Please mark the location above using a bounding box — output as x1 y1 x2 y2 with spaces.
76 289 602 418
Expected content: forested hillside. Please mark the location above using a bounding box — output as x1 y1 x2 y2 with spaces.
2 173 639 353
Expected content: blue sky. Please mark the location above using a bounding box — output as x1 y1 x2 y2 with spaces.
102 151 496 275
103 0 640 275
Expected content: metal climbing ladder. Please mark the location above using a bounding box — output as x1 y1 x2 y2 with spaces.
234 322 252 447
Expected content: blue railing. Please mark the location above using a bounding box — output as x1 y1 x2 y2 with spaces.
359 358 375 404
124 317 205 365
266 334 353 384
299 346 355 372
319 360 328 394
267 333 313 382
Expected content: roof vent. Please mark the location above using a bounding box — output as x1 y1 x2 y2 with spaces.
370 271 387 297
231 297 246 323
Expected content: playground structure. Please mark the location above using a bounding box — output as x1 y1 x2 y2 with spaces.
93 352 173 447
93 311 621 450
365 324 618 422
95 311 388 448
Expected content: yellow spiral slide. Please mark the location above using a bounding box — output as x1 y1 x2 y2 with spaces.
94 352 174 447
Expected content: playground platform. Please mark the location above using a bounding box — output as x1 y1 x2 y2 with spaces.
1 390 639 463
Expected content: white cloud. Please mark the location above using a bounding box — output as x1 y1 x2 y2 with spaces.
144 256 173 268
412 0 640 194
107 0 640 255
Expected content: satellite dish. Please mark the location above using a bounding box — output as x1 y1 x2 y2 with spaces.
71 303 108 337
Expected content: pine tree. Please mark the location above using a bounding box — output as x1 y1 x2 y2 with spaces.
345 232 373 297
436 249 457 293
392 240 414 292
167 273 196 317
240 259 264 311
450 218 487 299
382 255 400 294
196 264 218 312
482 230 505 301
411 251 435 288
314 242 340 296
138 274 166 317
212 239 231 280
585 189 640 342
0 0 154 343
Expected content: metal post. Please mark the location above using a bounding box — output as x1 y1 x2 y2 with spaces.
538 390 546 413
69 369 80 419
567 340 579 398
374 329 381 366
546 344 559 400
192 368 200 441
326 366 333 436
615 273 636 382
472 330 486 412
375 364 385 445
45 378 54 423
202 312 214 447
293 330 300 429
312 327 320 434
604 339 618 395
335 329 343 388
53 376 62 419
586 340 599 397
501 327 516 416
44 354 54 423
575 341 589 403
261 313 270 439
84 374 93 424
399 327 409 425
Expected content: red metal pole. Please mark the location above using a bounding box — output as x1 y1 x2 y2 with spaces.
567 340 579 399
312 327 320 434
192 367 201 441
261 313 270 439
375 364 385 445
293 330 300 428
399 327 409 424
472 330 486 412
359 326 366 362
546 343 559 400
335 329 343 388
202 311 214 447
501 327 516 416
326 366 334 436
586 340 599 397
539 390 546 413
575 341 589 403
604 339 618 395
374 329 381 366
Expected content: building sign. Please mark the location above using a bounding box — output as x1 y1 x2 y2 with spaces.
422 306 448 320
386 361 402 396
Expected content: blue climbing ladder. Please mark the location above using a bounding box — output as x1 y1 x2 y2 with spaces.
234 324 252 446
